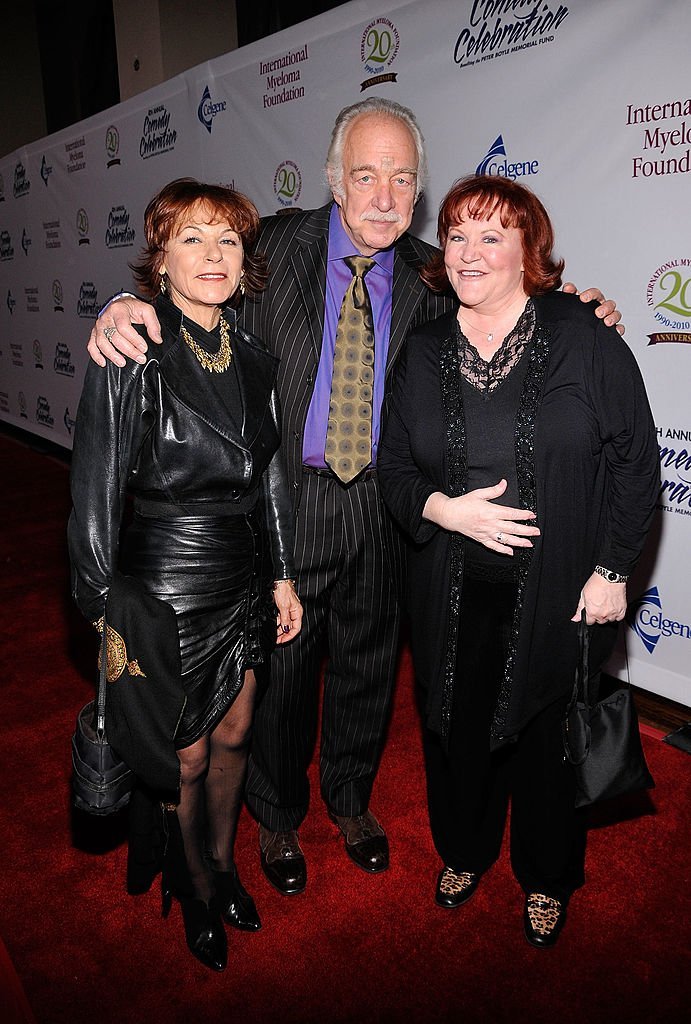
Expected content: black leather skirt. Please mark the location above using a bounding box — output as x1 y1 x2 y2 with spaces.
120 507 275 749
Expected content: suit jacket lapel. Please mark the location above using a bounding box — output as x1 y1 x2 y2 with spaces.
290 204 331 360
388 234 430 376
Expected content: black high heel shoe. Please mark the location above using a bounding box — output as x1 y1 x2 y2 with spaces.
161 810 228 972
162 887 228 971
213 865 262 932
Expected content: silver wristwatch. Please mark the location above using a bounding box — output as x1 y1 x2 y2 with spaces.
594 565 629 583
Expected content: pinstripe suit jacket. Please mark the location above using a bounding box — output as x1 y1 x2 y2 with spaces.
239 202 457 503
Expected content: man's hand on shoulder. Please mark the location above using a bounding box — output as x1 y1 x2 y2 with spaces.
88 296 163 367
562 282 624 335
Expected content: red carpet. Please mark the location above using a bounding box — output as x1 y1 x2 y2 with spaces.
1 433 690 1024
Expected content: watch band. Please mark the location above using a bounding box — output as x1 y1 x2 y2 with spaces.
594 565 629 583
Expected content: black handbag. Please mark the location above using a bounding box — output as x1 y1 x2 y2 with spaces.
562 610 654 808
71 618 134 815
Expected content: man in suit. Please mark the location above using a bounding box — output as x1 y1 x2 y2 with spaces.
88 97 620 895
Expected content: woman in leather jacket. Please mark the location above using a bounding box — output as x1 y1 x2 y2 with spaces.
68 179 302 971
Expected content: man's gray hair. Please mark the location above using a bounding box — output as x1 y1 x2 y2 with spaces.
325 97 427 201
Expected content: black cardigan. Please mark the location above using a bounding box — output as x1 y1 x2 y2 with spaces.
68 294 295 623
378 292 659 745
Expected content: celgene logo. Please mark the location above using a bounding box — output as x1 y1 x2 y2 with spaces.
41 155 53 186
475 134 539 179
198 86 227 134
627 586 691 654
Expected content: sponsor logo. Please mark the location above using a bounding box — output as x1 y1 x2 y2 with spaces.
44 219 61 250
41 155 53 186
21 228 31 256
65 135 86 173
627 97 691 179
475 134 539 179
76 208 90 245
36 395 54 428
54 341 75 376
628 586 691 654
261 44 308 109
0 391 9 413
105 205 135 248
360 18 400 92
10 341 23 367
33 339 43 369
18 391 28 418
77 281 99 318
453 0 569 69
25 287 39 313
198 85 227 133
105 125 121 168
646 260 691 344
64 407 76 435
0 229 14 261
14 161 30 197
140 105 177 159
657 427 691 516
53 279 64 312
273 161 302 210
7 290 16 315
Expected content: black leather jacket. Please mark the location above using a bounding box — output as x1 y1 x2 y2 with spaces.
68 295 295 622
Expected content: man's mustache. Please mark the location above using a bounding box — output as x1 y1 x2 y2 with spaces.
360 210 403 223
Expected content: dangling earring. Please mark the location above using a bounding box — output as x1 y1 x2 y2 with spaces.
159 272 167 294
239 272 245 297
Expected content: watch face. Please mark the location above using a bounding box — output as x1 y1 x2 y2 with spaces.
607 572 618 582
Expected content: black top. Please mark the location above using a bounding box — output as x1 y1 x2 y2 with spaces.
459 302 535 577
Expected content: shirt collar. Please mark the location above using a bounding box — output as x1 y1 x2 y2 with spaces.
327 203 395 275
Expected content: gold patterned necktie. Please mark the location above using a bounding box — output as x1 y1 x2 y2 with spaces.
325 255 376 484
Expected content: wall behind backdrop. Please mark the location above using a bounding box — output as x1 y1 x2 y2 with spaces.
0 0 689 704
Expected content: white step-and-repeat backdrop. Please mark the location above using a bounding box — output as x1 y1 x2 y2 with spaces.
1 0 689 704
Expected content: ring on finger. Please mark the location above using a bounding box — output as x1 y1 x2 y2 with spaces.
103 326 117 342
497 532 504 544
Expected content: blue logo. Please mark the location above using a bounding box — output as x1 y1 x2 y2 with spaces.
475 134 539 179
627 585 691 653
197 85 227 134
41 155 53 186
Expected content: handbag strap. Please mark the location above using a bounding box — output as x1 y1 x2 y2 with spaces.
566 607 591 711
95 616 108 737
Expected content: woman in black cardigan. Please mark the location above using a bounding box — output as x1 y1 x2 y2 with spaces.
378 175 658 947
68 179 302 970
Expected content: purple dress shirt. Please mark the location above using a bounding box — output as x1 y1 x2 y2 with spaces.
302 204 394 469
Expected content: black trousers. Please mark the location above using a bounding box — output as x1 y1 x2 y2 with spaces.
246 470 400 830
423 575 587 903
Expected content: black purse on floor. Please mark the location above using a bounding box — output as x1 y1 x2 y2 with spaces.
71 618 134 815
562 610 654 808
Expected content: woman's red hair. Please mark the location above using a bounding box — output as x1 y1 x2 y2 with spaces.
421 174 564 296
130 178 268 299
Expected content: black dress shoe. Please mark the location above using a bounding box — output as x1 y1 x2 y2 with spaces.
435 866 480 908
328 810 389 873
213 866 262 931
523 893 567 948
259 826 307 895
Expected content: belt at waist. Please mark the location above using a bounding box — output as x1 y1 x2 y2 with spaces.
302 465 377 484
134 495 258 518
